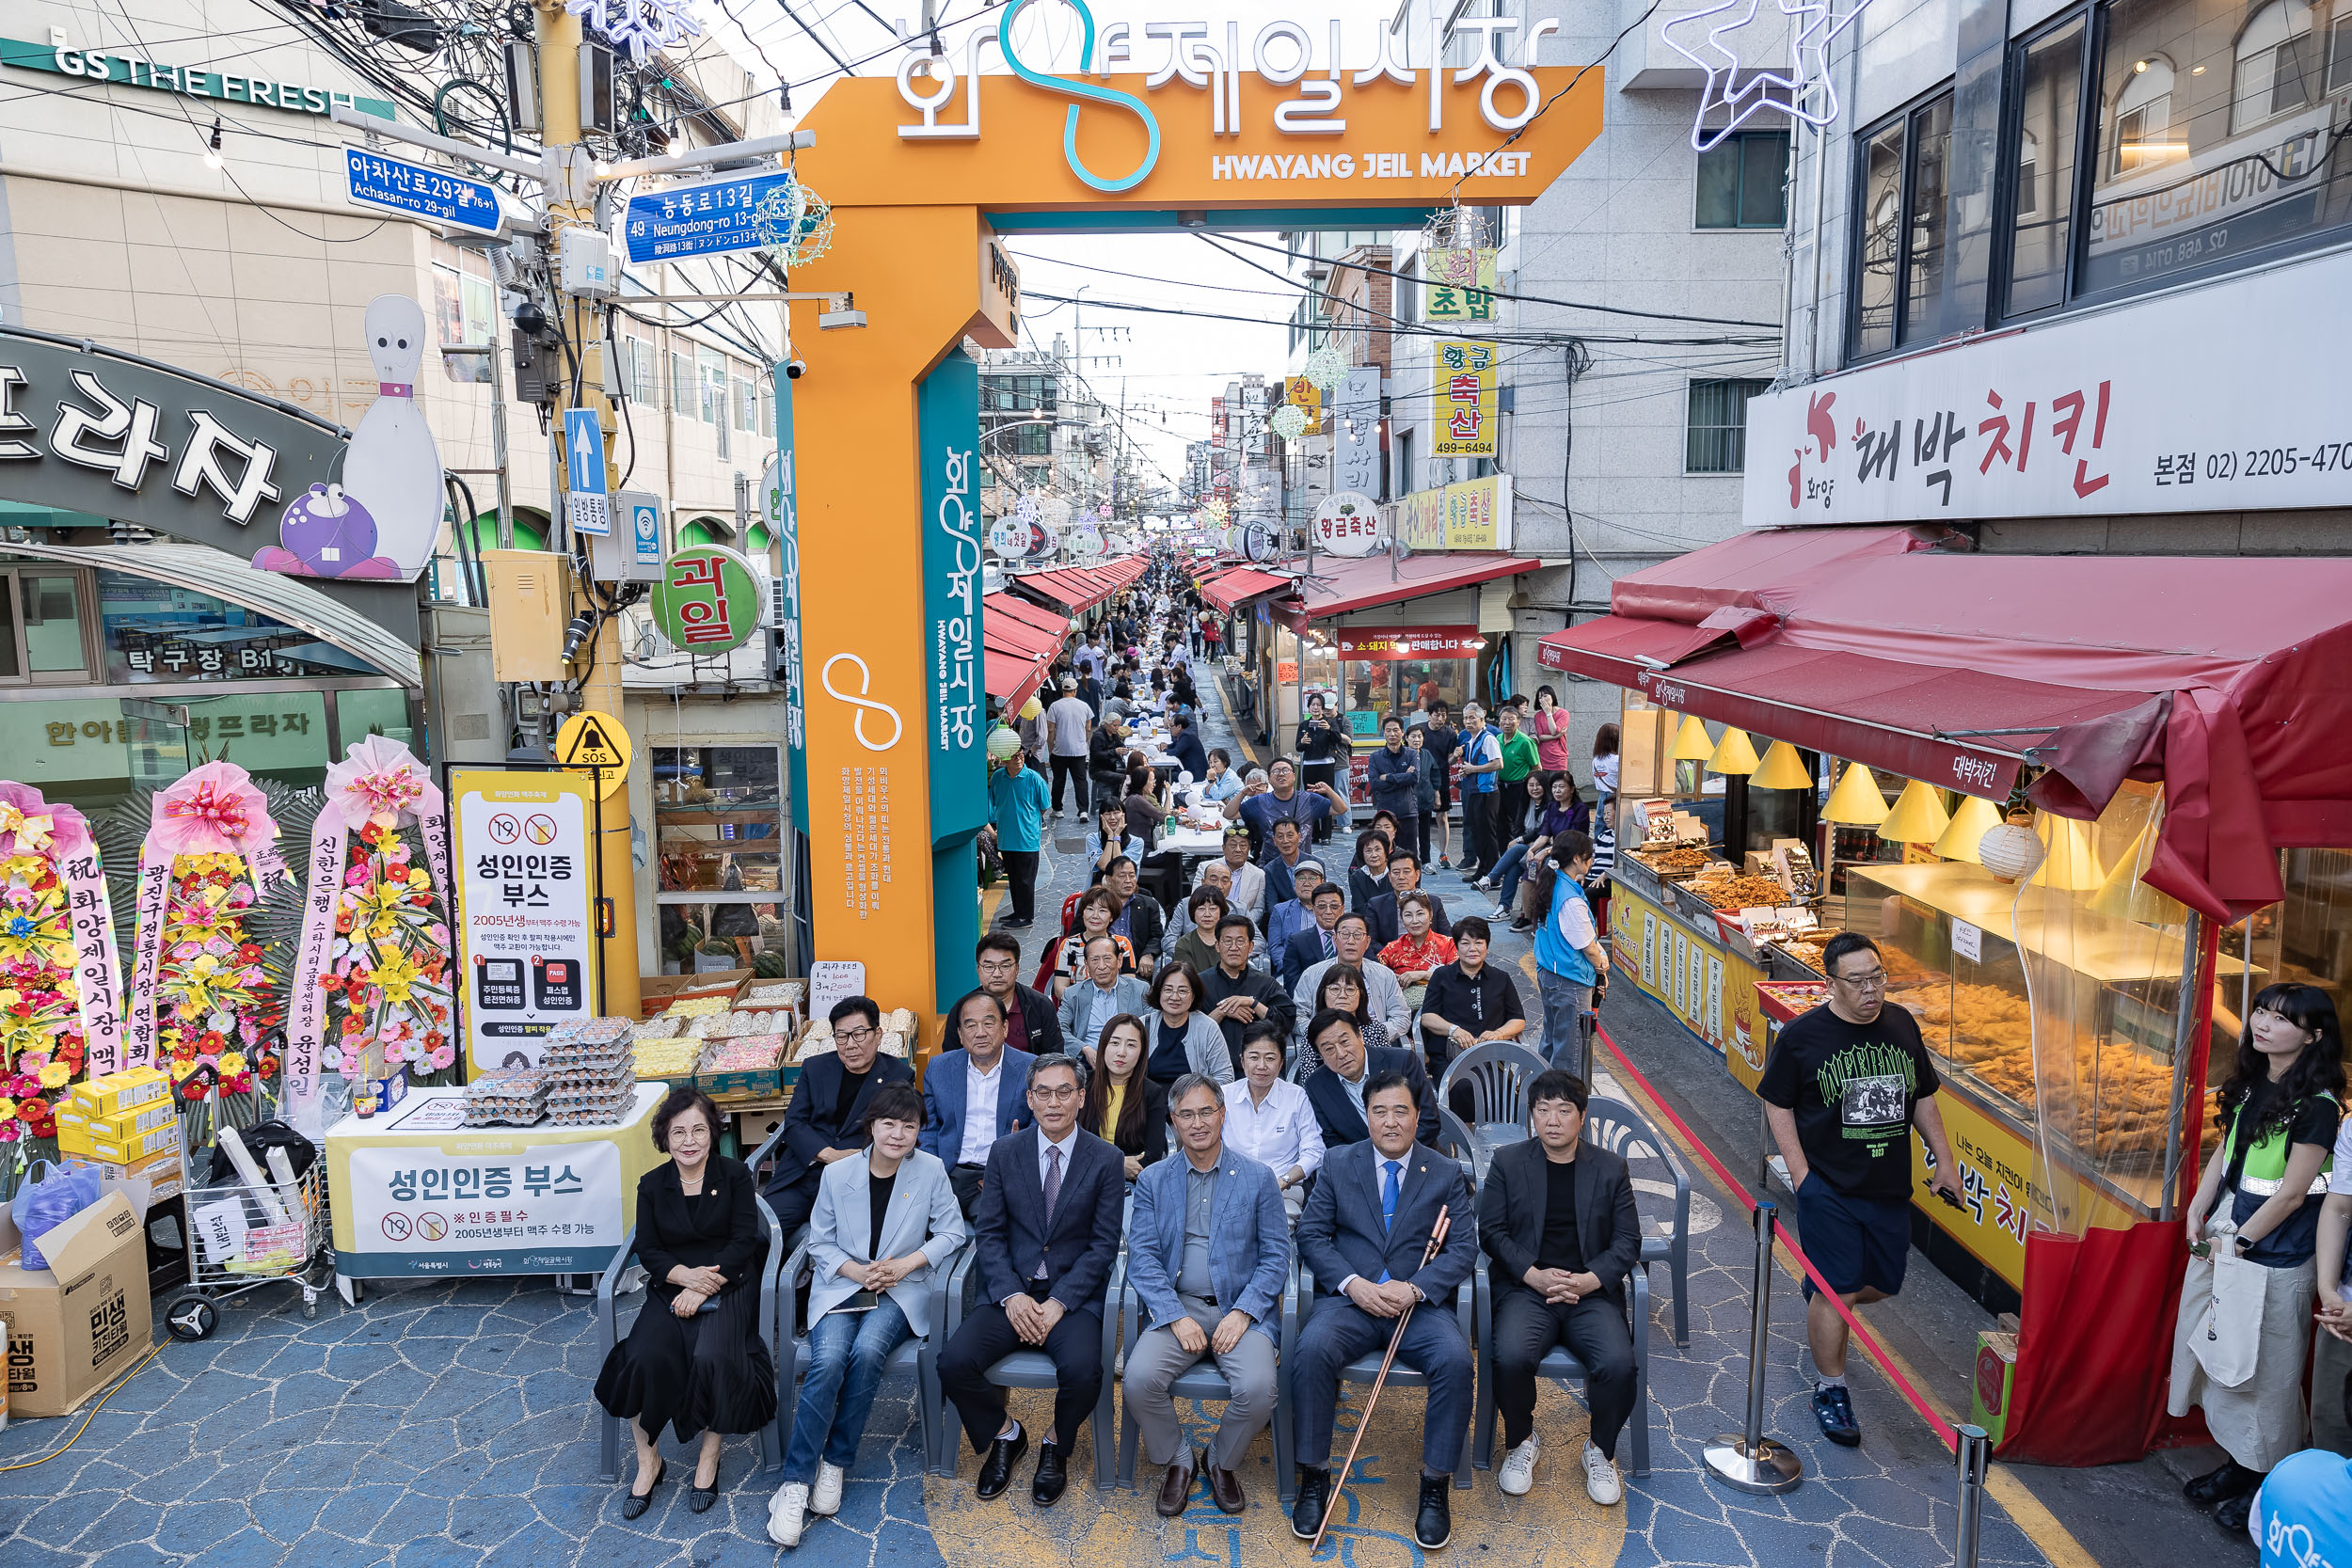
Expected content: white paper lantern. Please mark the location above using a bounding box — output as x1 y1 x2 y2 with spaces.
986 726 1023 762
1978 811 2047 883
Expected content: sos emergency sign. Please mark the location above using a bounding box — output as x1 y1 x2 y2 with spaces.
450 769 599 1072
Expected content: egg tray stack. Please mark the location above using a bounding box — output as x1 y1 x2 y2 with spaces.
539 1018 638 1126
465 1069 549 1128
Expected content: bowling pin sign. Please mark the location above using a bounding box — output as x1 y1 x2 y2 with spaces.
252 294 444 583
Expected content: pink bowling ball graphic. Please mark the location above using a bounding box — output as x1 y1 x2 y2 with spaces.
252 483 403 579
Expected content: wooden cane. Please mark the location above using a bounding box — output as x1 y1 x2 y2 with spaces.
1311 1208 1453 1553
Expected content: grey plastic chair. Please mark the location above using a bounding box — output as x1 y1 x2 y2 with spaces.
933 1248 1124 1488
1291 1259 1477 1491
778 1228 967 1479
1582 1096 1692 1349
1470 1258 1652 1477
1433 1105 1482 1182
1114 1243 1301 1505
1438 1041 1547 1180
594 1193 787 1481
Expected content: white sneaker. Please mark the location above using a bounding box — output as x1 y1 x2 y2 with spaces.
810 1462 845 1516
1488 906 1512 922
1582 1441 1622 1505
1498 1433 1540 1496
768 1481 809 1546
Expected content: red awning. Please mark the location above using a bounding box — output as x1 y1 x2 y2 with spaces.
1201 567 1293 613
985 648 1049 711
1012 558 1142 613
1272 550 1538 626
1537 531 2352 922
986 591 1071 647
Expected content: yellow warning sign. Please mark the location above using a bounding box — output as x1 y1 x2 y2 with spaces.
554 709 631 797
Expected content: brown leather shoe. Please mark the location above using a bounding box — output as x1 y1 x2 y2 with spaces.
1206 1462 1247 1514
1156 1453 1199 1517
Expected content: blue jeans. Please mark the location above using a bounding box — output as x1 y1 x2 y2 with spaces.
782 1296 913 1483
1489 842 1532 911
1537 966 1593 1077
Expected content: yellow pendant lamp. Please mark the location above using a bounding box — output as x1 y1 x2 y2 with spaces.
1821 763 1890 826
1751 740 1814 790
1708 726 1760 774
2088 828 2188 924
1933 795 2004 863
1877 779 1952 845
2030 814 2106 892
1670 714 1716 761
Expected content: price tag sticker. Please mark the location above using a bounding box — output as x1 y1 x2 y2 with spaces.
1952 920 1983 963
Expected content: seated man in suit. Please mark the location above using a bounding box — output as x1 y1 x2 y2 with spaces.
1291 1067 1479 1551
1364 850 1455 950
1263 856 1326 960
764 995 915 1242
937 1053 1127 1508
920 990 1036 1218
1121 1073 1292 1517
1478 1069 1640 1506
1291 913 1414 1052
1057 935 1151 1057
1279 881 1348 991
1302 1008 1438 1151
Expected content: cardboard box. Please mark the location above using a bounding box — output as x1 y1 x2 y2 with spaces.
57 1120 180 1165
638 970 751 1019
56 1099 178 1143
0 1193 152 1418
72 1066 170 1118
351 1069 408 1117
1970 1329 2018 1448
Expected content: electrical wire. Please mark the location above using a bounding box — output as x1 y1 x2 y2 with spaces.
0 1341 167 1473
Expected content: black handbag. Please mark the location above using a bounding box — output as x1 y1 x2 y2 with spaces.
204 1119 319 1187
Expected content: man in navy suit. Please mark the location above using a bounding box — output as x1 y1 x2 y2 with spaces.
920 990 1035 1218
937 1053 1127 1507
1279 881 1348 990
1302 1010 1438 1150
1291 1064 1479 1552
763 995 914 1242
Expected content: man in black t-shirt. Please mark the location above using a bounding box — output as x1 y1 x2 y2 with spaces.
1756 932 1961 1449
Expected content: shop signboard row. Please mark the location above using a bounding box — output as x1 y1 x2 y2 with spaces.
1743 248 2352 527
1390 472 1514 551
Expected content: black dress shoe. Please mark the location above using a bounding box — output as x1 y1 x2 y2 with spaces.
689 1471 721 1513
1031 1439 1070 1506
1155 1451 1198 1517
2214 1488 2258 1536
620 1457 666 1520
2185 1460 2259 1510
976 1427 1028 1500
1291 1466 1331 1540
1414 1476 1452 1549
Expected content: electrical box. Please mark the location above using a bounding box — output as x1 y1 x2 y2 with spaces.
513 330 555 406
482 548 570 681
421 603 506 764
591 492 666 584
558 226 615 297
580 41 616 134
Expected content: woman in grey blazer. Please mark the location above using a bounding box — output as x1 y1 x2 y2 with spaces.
770 1083 970 1546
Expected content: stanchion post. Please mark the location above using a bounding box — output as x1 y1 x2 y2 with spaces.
1952 1423 1991 1568
1703 1199 1804 1494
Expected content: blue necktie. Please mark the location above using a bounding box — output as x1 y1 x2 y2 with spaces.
1377 1159 1402 1283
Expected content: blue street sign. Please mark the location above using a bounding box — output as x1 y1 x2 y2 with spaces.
343 149 501 236
563 408 611 537
621 167 802 264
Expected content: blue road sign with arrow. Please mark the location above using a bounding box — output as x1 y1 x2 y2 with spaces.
563 408 611 537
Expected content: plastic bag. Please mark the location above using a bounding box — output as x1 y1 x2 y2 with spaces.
17 1160 103 1271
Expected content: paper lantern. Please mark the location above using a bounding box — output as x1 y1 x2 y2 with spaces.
986 726 1024 762
1670 714 1715 762
1978 810 2046 882
1821 763 1889 826
1019 696 1043 721
2030 814 2106 892
1270 404 1308 441
1877 780 1952 845
1708 727 1760 775
2088 829 2187 924
1751 741 1813 790
1934 794 2003 863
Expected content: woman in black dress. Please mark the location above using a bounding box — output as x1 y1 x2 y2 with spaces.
595 1087 779 1517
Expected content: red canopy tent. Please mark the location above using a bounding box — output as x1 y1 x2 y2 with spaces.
1538 529 2352 923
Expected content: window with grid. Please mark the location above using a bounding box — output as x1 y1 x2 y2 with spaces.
671 351 693 416
627 338 656 407
1686 378 1769 472
1695 131 1790 228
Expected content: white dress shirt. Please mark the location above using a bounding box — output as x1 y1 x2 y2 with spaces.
958 1053 1008 1167
1221 1077 1326 1180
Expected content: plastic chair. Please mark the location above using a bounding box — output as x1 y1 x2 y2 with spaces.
1582 1096 1692 1350
933 1248 1124 1488
1291 1259 1476 1491
1438 1041 1547 1180
1432 1106 1481 1182
595 1193 787 1481
779 1228 967 1479
1470 1258 1651 1478
1114 1247 1300 1505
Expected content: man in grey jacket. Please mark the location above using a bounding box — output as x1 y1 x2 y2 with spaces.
1121 1074 1291 1516
1057 936 1150 1055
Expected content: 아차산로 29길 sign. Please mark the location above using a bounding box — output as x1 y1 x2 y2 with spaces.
450 769 598 1072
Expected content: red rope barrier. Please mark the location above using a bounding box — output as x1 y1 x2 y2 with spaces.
1596 1025 1963 1454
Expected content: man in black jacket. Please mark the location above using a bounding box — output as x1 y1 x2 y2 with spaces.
1103 857 1165 974
1476 1069 1640 1507
760 995 915 1241
1364 850 1455 949
956 932 1068 1057
1199 915 1295 1073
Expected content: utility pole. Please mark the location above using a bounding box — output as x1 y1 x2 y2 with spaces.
536 0 641 1018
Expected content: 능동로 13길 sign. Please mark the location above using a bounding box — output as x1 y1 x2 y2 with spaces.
1742 249 2352 527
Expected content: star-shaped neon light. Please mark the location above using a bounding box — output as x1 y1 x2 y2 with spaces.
1661 0 1875 153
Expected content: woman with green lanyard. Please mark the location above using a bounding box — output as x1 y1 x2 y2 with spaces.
2172 982 2345 1537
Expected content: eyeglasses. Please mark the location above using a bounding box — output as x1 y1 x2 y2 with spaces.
837 1024 879 1043
1170 1106 1221 1124
1831 970 1887 991
1031 1084 1082 1101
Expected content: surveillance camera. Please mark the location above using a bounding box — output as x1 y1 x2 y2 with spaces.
784 358 808 380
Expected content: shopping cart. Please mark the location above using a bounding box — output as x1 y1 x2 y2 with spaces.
160 1122 332 1341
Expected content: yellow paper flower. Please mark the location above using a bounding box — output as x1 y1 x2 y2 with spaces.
168 1058 197 1082
366 950 422 1006
218 1052 247 1077
0 1098 15 1119
38 1061 69 1089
